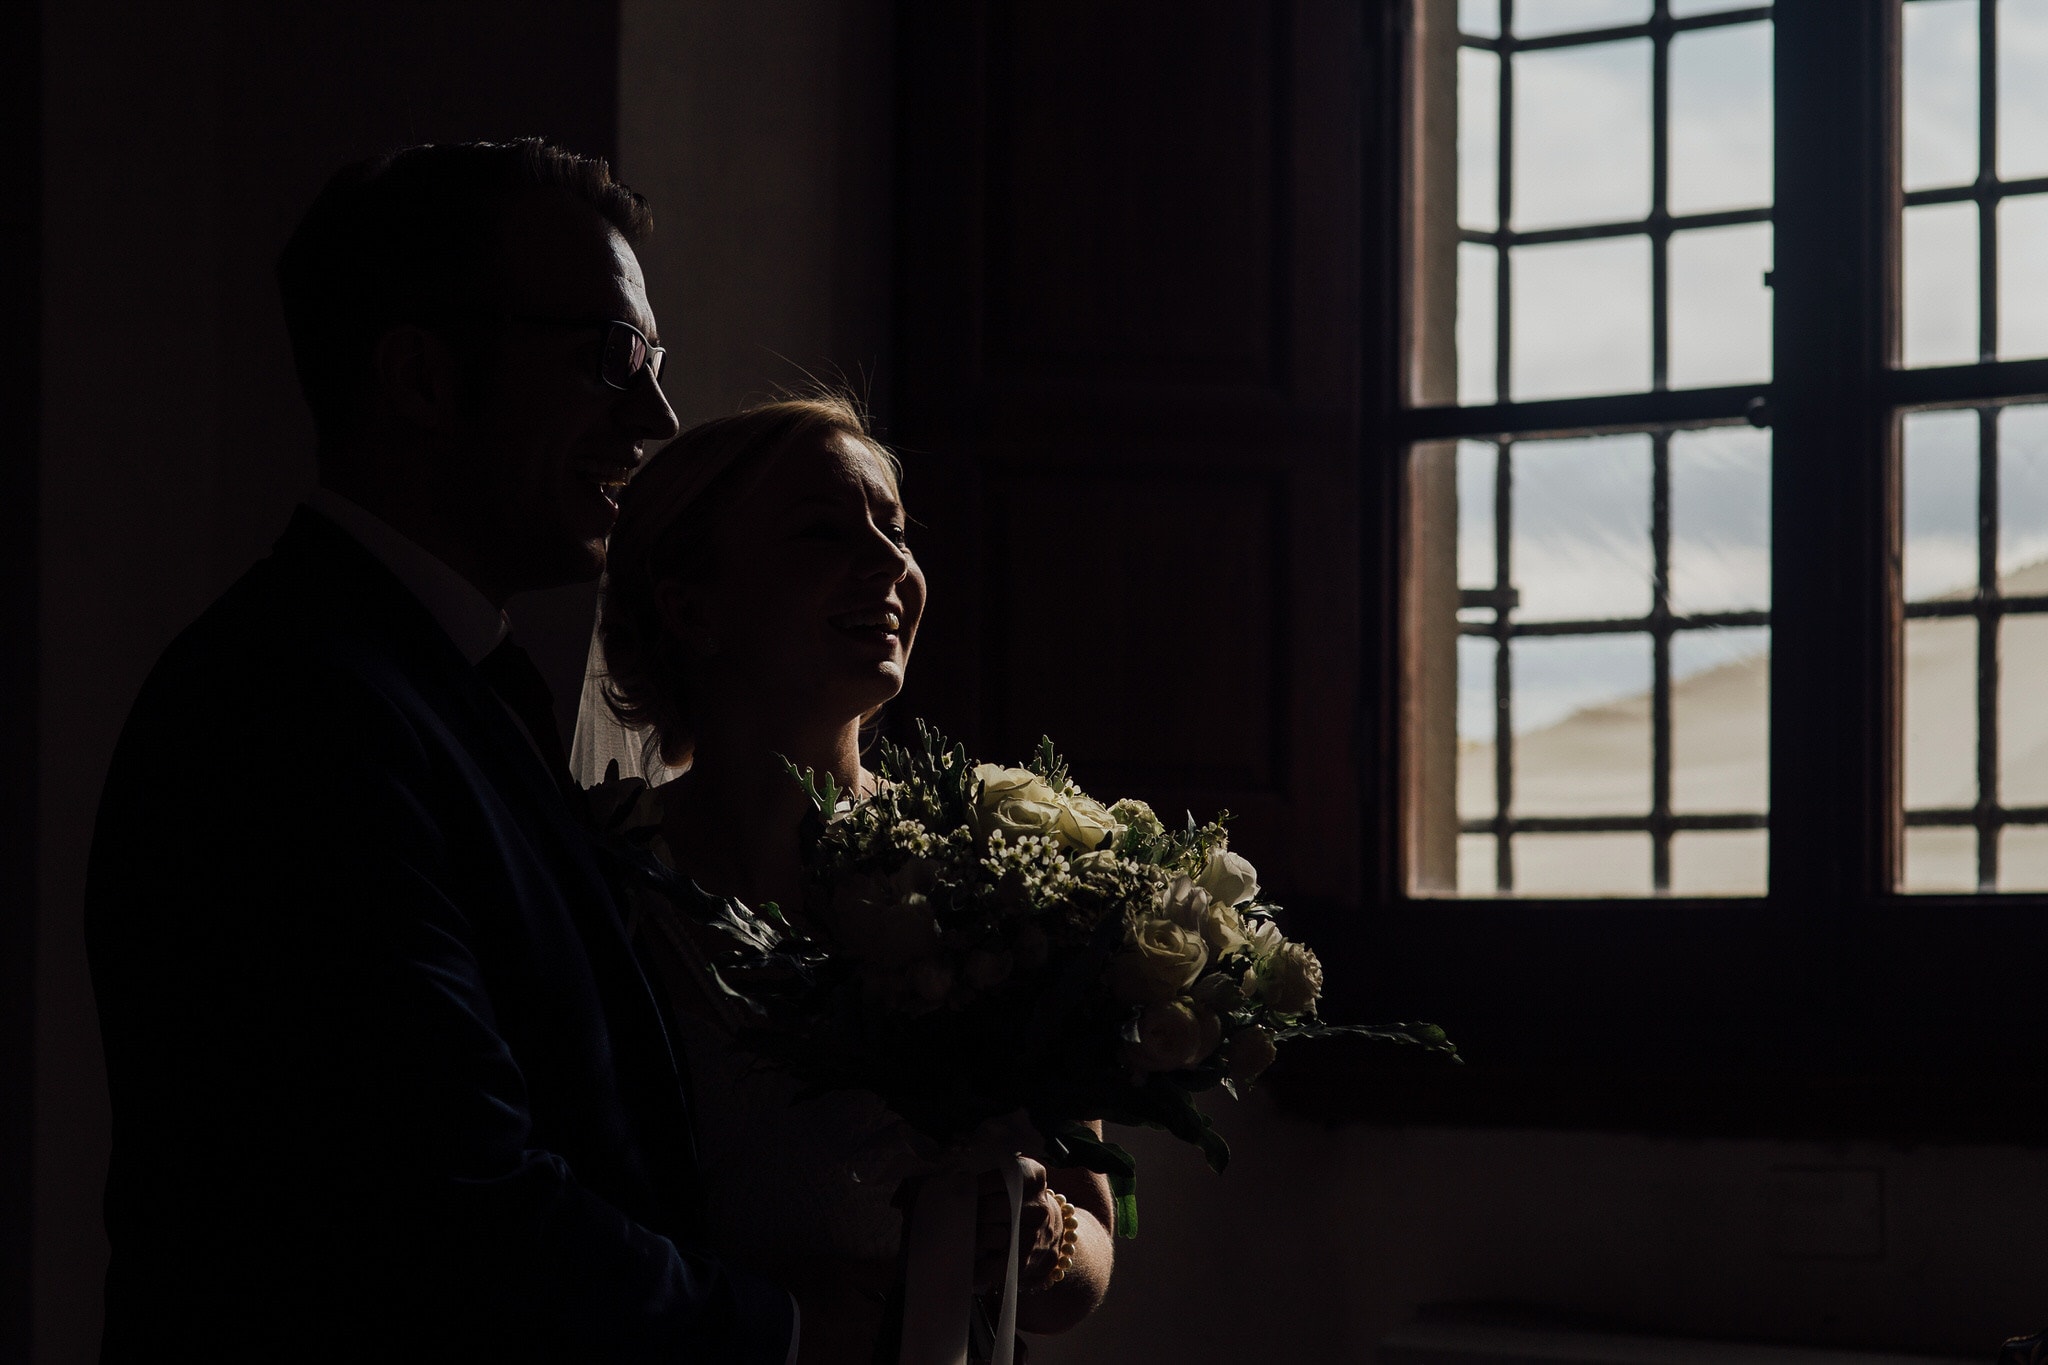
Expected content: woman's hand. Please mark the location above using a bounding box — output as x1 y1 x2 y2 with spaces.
973 1156 1054 1292
785 1255 895 1365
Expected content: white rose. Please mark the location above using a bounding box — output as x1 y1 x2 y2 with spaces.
1198 900 1247 957
972 765 1066 842
1191 968 1247 1013
1123 1000 1225 1073
1071 849 1125 876
1255 940 1324 1017
1223 1026 1278 1083
910 959 955 1009
1242 918 1285 963
1162 876 1249 957
971 766 1122 852
1110 914 1208 1005
1053 791 1120 851
1160 877 1207 930
963 947 1013 991
1196 850 1261 907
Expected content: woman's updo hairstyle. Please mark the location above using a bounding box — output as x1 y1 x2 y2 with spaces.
598 390 903 770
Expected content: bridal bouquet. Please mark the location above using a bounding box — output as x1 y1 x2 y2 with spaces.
637 723 1452 1235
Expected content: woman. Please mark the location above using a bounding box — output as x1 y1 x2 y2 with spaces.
574 393 1115 1364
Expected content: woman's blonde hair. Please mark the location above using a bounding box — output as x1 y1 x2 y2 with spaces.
598 390 903 768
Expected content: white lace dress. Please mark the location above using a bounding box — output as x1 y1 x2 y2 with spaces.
601 779 907 1279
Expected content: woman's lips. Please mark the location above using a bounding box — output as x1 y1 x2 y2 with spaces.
829 608 905 654
830 608 903 632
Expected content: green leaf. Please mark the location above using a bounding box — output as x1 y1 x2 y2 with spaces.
1272 1020 1461 1062
1150 1082 1231 1174
777 756 841 818
1108 1169 1139 1240
1039 1120 1138 1179
1028 735 1071 790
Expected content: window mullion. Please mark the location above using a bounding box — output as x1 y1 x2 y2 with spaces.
1767 7 1898 925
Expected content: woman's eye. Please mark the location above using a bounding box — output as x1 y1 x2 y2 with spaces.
885 525 910 547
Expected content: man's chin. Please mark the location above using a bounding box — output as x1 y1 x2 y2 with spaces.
502 535 607 598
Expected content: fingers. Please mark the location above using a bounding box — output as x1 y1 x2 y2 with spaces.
970 1155 1060 1272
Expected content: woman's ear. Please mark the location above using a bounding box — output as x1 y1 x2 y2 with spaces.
654 578 718 660
371 324 465 434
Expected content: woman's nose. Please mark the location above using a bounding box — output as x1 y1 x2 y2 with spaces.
863 530 911 580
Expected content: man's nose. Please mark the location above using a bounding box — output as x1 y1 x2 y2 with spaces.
622 368 680 443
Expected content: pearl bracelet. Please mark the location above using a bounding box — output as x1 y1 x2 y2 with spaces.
1031 1191 1079 1290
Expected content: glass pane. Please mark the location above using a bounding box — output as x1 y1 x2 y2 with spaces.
2000 193 2048 359
2000 825 2048 890
2001 0 2048 181
1904 616 1979 810
1670 0 1760 14
2001 403 2048 578
1668 223 1774 389
1511 433 1652 621
2002 613 2048 805
1458 439 1498 601
1669 830 1768 896
1904 202 1981 368
1670 426 1772 614
1514 0 1648 37
1512 633 1652 814
1903 0 1981 192
1671 627 1770 813
1460 0 1500 39
1511 236 1653 399
1459 243 1499 405
1668 22 1773 216
1459 46 1499 232
1458 833 1499 893
1512 40 1652 231
1902 825 1978 892
1458 635 1500 819
1514 833 1653 896
1904 408 1979 603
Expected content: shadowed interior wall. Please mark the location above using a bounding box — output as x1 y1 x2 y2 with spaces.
3 1 40 1358
618 0 895 432
35 5 619 1359
1026 1099 2048 1365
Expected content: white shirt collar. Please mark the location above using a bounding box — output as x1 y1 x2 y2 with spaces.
304 489 510 666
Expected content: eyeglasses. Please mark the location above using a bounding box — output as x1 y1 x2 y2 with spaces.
499 315 667 391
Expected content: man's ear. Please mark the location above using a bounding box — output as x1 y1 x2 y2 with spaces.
370 325 465 434
654 578 718 660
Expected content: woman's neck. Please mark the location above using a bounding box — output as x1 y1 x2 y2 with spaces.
661 712 867 913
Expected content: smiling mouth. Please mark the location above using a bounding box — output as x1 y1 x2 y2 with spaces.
572 463 637 507
831 608 903 639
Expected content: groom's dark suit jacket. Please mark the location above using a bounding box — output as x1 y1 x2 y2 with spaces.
85 508 793 1362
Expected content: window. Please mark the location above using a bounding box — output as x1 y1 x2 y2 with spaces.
1407 1 1776 896
1898 0 2048 891
1399 1 2048 907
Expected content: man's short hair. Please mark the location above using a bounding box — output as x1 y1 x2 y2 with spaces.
276 138 652 453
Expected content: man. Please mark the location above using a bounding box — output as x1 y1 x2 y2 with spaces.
85 140 798 1361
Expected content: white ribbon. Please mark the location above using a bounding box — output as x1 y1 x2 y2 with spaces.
893 1113 1040 1365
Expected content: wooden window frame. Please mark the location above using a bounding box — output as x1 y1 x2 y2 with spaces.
1290 1 2048 1140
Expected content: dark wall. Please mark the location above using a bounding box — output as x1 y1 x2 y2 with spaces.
210 1 623 579
5 4 42 1359
892 0 1366 907
34 6 621 1358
